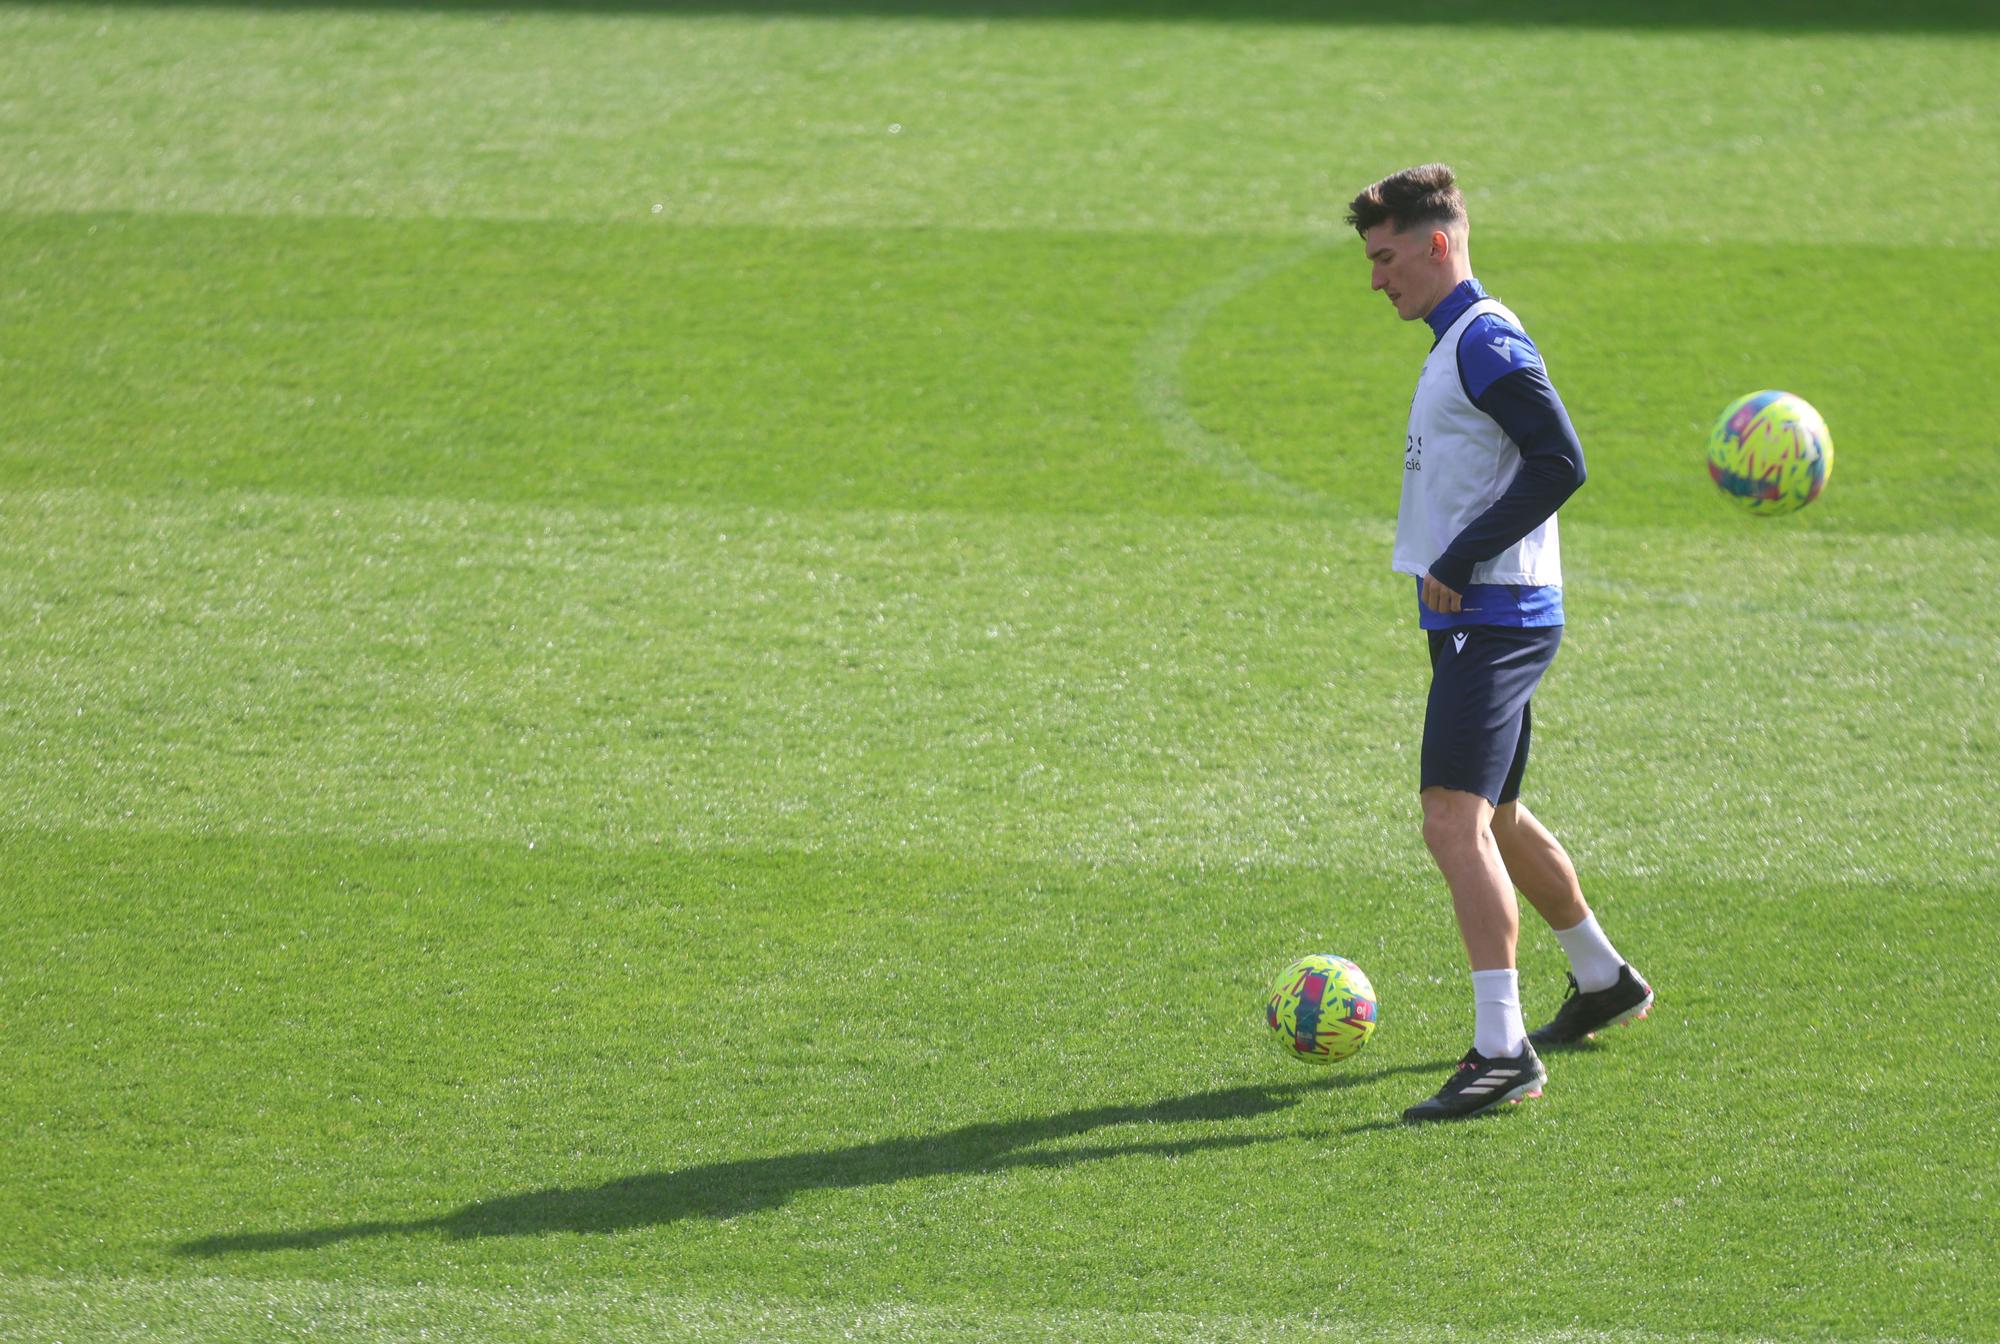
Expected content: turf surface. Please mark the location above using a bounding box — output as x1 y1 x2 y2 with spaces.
3 3 1998 1341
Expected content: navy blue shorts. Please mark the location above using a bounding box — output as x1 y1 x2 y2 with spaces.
1422 624 1562 806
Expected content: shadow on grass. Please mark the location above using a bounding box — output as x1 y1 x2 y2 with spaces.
9 0 1995 31
177 1063 1446 1254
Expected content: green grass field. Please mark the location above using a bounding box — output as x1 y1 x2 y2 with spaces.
3 2 1998 1340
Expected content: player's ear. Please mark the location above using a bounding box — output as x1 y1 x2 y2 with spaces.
1429 229 1449 260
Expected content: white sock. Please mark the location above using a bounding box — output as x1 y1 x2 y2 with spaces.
1553 913 1624 993
1471 969 1527 1059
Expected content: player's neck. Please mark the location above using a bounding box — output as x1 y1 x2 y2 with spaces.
1419 269 1477 322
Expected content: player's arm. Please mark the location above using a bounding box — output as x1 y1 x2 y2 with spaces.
1426 324 1588 595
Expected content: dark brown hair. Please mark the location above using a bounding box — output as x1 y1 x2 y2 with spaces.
1346 163 1466 236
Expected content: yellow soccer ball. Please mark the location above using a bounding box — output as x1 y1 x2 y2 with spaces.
1265 954 1377 1064
1706 389 1833 516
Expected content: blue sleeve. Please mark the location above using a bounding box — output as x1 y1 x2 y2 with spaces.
1427 341 1588 592
1455 314 1545 402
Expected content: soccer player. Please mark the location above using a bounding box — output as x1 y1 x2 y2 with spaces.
1345 164 1652 1122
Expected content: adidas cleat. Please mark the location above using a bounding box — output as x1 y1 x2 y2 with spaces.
1528 965 1653 1049
1402 1045 1547 1122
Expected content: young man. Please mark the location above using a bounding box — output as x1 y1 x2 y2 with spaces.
1346 164 1652 1122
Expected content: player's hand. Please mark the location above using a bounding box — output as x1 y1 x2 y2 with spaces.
1421 572 1463 614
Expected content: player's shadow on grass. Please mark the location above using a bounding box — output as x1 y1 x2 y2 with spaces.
177 1063 1446 1255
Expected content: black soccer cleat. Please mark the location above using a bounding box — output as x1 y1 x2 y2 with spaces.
1402 1045 1547 1122
1528 965 1654 1049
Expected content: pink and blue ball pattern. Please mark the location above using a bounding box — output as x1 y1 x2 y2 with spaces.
1706 389 1833 517
1266 954 1378 1065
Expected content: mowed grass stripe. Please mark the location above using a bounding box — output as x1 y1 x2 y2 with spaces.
0 1274 1907 1344
1 830 1991 1333
1 211 1290 518
5 211 1997 533
2 487 1992 882
2 4 1996 244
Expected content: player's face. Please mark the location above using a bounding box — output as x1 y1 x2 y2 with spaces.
1361 222 1445 321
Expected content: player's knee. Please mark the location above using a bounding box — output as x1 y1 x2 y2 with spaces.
1420 790 1491 858
1421 812 1468 860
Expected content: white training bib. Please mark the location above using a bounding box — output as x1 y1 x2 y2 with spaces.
1393 297 1563 589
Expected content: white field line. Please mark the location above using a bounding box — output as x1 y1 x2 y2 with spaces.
1132 236 1345 514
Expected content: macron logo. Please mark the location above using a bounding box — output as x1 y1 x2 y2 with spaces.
1452 632 1468 654
1489 336 1513 359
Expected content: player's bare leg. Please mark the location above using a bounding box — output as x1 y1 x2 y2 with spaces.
1491 800 1587 931
1421 786 1516 972
1492 799 1654 1046
1404 786 1546 1122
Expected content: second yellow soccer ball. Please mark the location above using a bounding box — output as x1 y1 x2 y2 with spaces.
1706 389 1833 516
